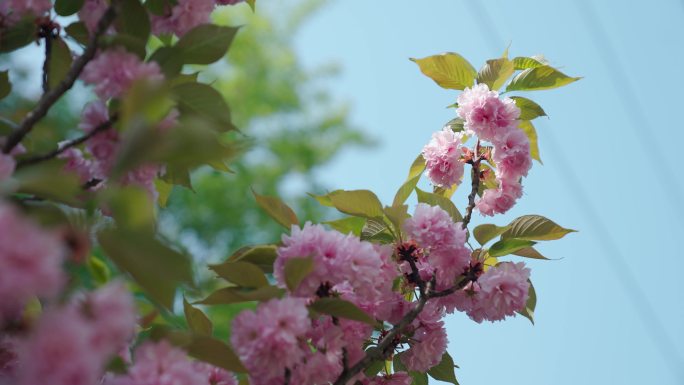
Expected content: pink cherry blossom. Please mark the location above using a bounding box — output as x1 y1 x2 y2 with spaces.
194 363 238 385
476 180 523 216
0 336 17 380
472 262 530 322
82 48 163 100
151 0 214 37
0 154 16 181
492 128 532 182
104 341 207 385
401 313 448 372
422 128 466 188
85 282 137 355
0 0 51 24
457 83 520 142
403 203 465 253
78 0 108 33
0 203 65 324
231 297 311 384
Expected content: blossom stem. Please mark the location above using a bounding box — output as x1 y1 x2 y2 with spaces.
16 115 118 168
461 140 482 230
2 3 118 154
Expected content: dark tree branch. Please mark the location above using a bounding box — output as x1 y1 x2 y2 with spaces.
2 4 118 154
461 140 482 230
16 115 118 168
41 25 54 94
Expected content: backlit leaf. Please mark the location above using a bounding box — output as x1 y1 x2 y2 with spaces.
327 190 384 219
393 174 421 206
502 215 576 241
511 56 545 70
511 96 547 120
517 280 536 324
309 298 376 326
473 224 510 245
411 53 477 90
324 216 366 236
506 65 580 92
513 246 549 260
518 120 541 163
489 238 536 257
477 57 514 90
210 261 269 288
415 187 463 223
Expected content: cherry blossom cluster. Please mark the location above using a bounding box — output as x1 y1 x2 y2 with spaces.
422 83 533 216
231 203 532 384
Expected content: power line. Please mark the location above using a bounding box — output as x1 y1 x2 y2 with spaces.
463 0 684 382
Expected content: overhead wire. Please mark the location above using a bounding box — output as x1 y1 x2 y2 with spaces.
462 0 684 382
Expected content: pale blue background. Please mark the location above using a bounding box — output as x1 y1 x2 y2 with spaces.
292 1 684 384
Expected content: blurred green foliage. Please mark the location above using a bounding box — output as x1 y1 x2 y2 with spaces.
160 0 373 264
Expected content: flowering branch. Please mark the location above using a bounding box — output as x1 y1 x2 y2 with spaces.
1 4 118 154
16 115 118 168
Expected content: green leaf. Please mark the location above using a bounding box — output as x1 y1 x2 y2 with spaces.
489 238 536 257
13 160 82 205
361 218 393 243
98 229 193 309
227 245 277 273
105 186 155 233
161 165 193 190
506 65 580 92
473 224 510 245
173 82 236 131
411 53 477 90
393 174 421 206
443 117 465 133
183 334 247 373
517 280 536 324
210 261 269 288
409 371 429 385
183 297 213 336
55 0 85 16
0 71 11 100
176 24 239 65
324 216 366 236
511 96 547 121
327 189 384 219
518 120 541 163
114 0 151 41
0 19 36 53
246 0 256 11
150 46 184 77
364 359 385 377
101 34 148 59
155 179 173 208
145 0 173 15
407 154 426 180
511 56 545 70
384 205 409 235
65 22 89 46
87 255 110 284
513 246 549 260
283 256 314 292
428 351 460 384
415 187 463 223
309 298 376 326
477 57 514 91
196 286 284 305
502 215 576 241
252 190 298 229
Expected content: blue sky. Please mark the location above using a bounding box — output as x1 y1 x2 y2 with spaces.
293 1 684 384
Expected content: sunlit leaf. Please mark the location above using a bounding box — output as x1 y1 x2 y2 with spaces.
473 224 510 245
517 280 536 324
155 179 173 208
173 82 236 131
324 216 366 236
252 190 298 229
489 238 536 257
477 57 514 91
226 245 277 273
384 205 409 235
411 53 477 90
511 56 544 70
428 351 460 384
104 186 155 233
87 255 110 284
283 256 314 292
443 117 465 133
393 174 421 206
518 120 541 163
502 215 576 241
506 65 580 92
327 189 384 219
511 96 547 121
513 246 549 260
195 286 284 305
309 298 376 326
183 297 213 336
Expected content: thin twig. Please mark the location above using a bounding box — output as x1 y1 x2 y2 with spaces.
16 115 118 168
461 140 482 230
41 25 54 93
2 4 118 154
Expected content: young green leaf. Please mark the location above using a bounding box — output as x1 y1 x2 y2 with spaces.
327 190 384 219
428 351 460 385
489 238 537 257
393 174 421 207
324 216 366 236
210 261 269 288
513 246 549 260
519 120 541 163
477 57 514 91
506 65 580 92
195 286 284 305
309 298 376 326
176 25 239 65
517 280 537 324
227 245 277 273
173 82 236 131
252 190 299 229
283 257 314 292
511 96 547 121
511 56 545 70
473 224 510 245
411 53 477 90
384 205 409 235
502 215 576 240
183 298 213 336
184 334 247 373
